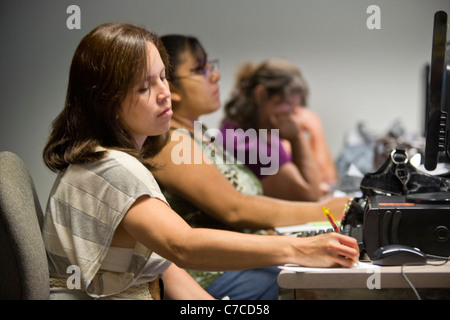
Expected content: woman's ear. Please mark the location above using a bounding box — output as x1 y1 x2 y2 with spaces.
168 83 182 102
171 91 182 102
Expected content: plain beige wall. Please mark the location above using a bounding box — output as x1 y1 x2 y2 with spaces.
1 0 449 206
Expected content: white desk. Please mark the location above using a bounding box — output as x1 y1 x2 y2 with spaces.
277 262 450 300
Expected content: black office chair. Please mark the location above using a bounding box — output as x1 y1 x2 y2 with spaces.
0 151 49 299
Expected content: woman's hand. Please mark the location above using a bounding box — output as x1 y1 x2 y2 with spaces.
269 112 300 142
292 232 359 268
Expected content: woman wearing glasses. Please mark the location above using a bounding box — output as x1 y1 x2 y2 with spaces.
151 35 354 299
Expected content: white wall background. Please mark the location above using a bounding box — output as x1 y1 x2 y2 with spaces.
1 0 449 206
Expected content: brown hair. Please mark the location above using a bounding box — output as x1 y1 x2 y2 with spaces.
223 58 309 129
161 35 207 82
43 23 169 172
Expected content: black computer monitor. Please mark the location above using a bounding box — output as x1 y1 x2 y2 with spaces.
424 11 450 171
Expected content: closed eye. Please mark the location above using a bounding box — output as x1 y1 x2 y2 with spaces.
138 86 149 93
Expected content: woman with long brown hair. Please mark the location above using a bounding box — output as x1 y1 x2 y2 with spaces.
43 25 358 300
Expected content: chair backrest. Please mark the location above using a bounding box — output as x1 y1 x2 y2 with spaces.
0 151 49 299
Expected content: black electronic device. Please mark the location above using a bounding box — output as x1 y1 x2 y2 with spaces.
341 12 450 262
362 195 450 259
424 11 450 171
371 244 427 266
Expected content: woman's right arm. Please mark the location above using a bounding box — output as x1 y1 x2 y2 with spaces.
119 195 359 271
152 131 349 230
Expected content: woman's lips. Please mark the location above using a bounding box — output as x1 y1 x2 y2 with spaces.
158 106 173 118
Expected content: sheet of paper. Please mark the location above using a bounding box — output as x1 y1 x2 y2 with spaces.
278 262 380 273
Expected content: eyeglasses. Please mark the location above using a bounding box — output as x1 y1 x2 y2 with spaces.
172 59 219 80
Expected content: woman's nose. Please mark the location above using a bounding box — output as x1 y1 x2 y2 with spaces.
210 68 221 82
158 82 171 104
